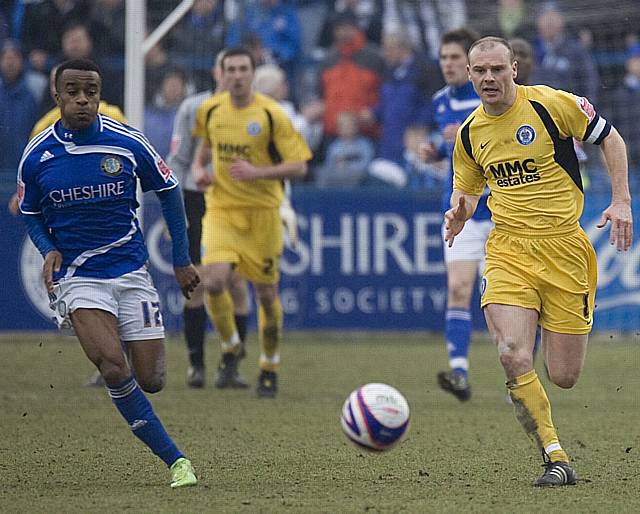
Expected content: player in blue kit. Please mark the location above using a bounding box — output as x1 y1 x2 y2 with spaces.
17 59 199 488
422 29 486 400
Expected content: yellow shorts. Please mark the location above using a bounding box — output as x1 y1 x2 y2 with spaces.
481 228 597 334
201 207 283 285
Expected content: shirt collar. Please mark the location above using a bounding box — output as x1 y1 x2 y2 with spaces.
55 115 101 143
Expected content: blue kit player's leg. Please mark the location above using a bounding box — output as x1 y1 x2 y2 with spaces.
71 308 197 488
534 325 542 356
437 260 477 401
437 219 492 401
439 307 473 401
445 307 472 375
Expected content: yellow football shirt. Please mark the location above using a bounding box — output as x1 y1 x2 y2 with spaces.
30 101 127 140
194 91 312 209
453 85 611 236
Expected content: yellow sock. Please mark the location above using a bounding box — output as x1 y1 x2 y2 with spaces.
258 297 283 372
507 369 569 463
206 291 239 353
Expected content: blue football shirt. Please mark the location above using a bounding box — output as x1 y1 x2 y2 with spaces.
431 81 490 220
18 114 178 280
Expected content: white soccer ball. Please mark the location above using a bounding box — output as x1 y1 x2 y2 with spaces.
340 383 410 451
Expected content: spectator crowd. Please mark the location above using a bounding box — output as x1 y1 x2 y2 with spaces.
2 0 640 194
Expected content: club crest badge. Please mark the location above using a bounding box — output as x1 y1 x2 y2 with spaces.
101 155 123 176
516 125 535 146
247 122 261 136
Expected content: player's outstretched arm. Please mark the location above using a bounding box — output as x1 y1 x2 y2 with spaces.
156 187 200 298
597 127 633 251
444 190 480 248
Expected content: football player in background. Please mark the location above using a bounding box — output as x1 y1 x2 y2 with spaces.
421 28 484 401
18 59 199 488
168 50 251 389
446 37 632 486
192 48 312 398
510 38 534 86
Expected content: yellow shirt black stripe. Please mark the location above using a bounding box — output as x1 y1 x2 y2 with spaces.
453 85 611 236
194 91 312 210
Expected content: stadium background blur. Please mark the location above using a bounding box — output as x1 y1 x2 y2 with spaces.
1 0 639 333
2 6 639 511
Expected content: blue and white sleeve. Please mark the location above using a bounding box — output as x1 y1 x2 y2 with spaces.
18 155 57 256
18 153 43 215
130 128 179 192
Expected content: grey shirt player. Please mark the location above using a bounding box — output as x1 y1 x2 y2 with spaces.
167 90 212 192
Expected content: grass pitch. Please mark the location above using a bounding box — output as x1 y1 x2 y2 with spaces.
1 331 639 514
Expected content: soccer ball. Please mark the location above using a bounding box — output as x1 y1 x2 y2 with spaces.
340 383 410 451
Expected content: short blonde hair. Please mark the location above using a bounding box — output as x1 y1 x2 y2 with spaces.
253 64 286 96
468 36 514 63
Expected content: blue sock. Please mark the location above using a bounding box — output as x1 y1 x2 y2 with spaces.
445 308 472 377
533 325 541 357
108 377 183 467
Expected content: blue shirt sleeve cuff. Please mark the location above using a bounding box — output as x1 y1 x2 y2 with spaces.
23 214 57 257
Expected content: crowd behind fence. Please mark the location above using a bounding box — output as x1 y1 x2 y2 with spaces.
1 0 640 196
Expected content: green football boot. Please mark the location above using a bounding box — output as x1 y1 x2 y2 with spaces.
170 458 198 489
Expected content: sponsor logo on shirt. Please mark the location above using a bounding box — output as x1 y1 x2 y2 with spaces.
48 181 126 204
577 97 596 122
17 180 24 203
489 158 541 187
156 158 172 180
40 150 55 162
217 143 251 162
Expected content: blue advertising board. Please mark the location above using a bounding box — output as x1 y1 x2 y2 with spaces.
1 189 638 332
276 190 452 330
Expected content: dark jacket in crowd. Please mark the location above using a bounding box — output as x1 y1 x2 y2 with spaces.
0 71 38 172
374 55 441 164
21 0 91 58
532 34 600 103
